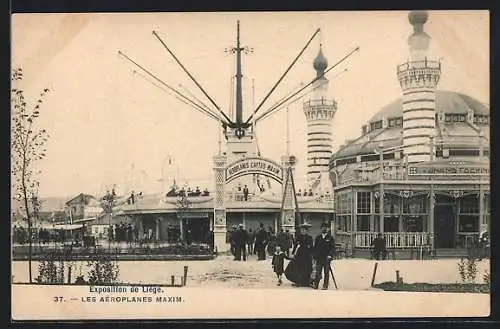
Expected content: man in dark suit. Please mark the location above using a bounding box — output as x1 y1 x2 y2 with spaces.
371 233 387 260
254 223 268 261
312 222 336 290
243 185 249 201
234 223 248 261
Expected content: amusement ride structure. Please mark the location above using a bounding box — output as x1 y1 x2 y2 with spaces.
117 20 359 251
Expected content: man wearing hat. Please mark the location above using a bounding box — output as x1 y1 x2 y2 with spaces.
229 225 238 259
234 223 248 261
312 222 336 290
254 223 269 261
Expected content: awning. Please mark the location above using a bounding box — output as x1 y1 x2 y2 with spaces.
52 224 84 230
72 217 96 224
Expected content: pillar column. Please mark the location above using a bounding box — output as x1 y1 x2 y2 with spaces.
398 195 404 232
213 154 228 253
352 189 358 232
454 195 460 248
138 217 144 241
370 192 375 232
155 218 160 241
379 185 385 233
429 187 435 250
351 188 357 254
330 213 336 237
179 216 184 241
479 186 486 231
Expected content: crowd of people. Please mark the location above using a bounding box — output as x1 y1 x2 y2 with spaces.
166 224 182 243
107 223 139 244
227 224 295 262
12 225 87 246
166 186 210 197
227 222 338 289
295 189 332 198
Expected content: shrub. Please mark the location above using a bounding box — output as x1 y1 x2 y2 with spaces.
36 253 63 284
86 249 120 285
458 257 478 284
483 270 490 285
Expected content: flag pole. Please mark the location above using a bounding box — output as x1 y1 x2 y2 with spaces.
286 107 290 156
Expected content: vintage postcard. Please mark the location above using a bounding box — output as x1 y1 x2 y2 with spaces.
11 10 490 320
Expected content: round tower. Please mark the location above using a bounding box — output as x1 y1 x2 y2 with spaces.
397 11 441 164
303 46 337 187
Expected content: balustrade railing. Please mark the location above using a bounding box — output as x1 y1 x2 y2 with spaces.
303 98 337 108
397 59 441 73
353 231 432 249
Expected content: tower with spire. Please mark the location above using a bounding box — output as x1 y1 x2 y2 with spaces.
303 45 337 190
397 11 441 164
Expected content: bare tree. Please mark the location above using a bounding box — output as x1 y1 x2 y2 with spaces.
11 68 50 283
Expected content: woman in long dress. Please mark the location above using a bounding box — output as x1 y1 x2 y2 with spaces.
284 223 314 287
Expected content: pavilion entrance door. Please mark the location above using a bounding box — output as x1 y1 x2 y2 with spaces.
434 204 456 248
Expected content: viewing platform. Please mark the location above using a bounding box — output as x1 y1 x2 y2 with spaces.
303 98 337 109
397 59 441 74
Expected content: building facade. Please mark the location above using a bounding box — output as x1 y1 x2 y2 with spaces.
329 11 490 253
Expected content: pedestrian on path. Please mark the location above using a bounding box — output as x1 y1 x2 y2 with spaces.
272 245 290 286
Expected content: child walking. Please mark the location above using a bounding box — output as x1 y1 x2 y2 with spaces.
272 245 290 286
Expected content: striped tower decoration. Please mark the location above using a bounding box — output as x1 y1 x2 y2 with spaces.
397 11 441 164
303 45 337 186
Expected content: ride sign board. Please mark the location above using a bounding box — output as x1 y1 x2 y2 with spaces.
408 160 489 176
225 157 284 184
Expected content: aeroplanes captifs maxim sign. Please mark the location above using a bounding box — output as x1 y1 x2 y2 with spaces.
225 157 284 184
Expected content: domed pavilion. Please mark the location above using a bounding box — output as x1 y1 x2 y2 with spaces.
329 11 490 256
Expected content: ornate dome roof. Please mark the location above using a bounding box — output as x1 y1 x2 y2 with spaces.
369 91 489 123
313 47 328 73
332 91 489 159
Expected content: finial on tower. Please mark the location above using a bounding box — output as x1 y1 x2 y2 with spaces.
313 45 328 78
408 10 428 34
407 10 431 59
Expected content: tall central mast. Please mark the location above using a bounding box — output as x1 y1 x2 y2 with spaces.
235 20 243 125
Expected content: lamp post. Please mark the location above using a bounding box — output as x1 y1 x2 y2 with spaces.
102 188 116 250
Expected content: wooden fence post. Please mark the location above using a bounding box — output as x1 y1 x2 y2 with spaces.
183 266 188 287
371 262 379 287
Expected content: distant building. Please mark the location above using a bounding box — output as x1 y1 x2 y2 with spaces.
64 193 102 221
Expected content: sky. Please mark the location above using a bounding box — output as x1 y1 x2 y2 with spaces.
11 10 489 198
